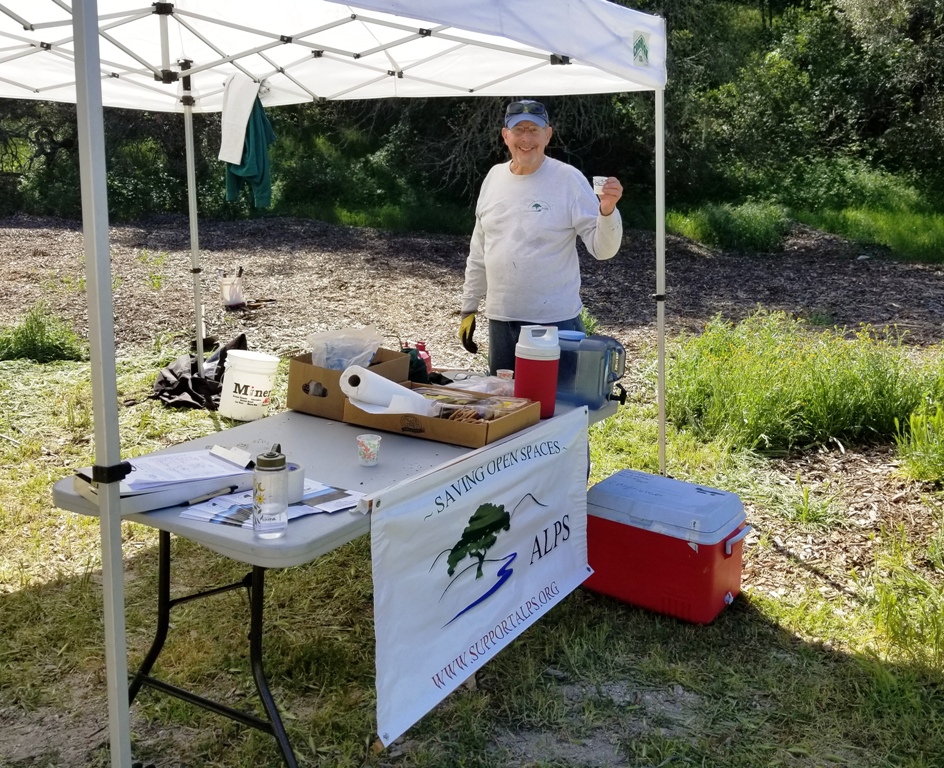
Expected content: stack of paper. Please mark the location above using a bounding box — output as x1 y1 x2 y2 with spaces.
73 449 254 514
110 450 251 491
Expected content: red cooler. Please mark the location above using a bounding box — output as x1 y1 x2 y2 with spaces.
584 469 750 624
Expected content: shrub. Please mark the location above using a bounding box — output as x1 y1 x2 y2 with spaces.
0 305 86 363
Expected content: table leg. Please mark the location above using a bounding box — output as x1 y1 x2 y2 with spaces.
128 530 172 704
127 532 299 767
248 566 298 768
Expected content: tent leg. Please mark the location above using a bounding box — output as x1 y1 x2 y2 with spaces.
655 88 666 476
184 102 207 378
72 2 132 766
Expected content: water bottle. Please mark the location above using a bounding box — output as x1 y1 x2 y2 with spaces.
253 443 288 539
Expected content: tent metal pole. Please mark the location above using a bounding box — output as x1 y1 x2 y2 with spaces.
655 87 666 475
183 88 207 377
72 1 133 766
159 14 170 72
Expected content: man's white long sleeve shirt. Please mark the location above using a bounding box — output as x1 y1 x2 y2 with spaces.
461 157 622 322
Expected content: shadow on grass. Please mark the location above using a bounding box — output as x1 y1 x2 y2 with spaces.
1 527 942 768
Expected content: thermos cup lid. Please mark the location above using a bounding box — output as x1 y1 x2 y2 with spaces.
515 325 560 361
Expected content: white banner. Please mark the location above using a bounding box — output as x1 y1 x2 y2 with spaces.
370 408 591 746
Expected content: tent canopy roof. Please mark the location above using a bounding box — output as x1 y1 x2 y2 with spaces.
0 0 666 113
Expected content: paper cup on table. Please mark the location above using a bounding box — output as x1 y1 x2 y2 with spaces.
497 369 514 381
592 176 607 197
356 434 382 466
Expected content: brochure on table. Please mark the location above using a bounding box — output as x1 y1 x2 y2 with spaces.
179 479 365 529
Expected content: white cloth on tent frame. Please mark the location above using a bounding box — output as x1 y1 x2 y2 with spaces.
219 73 261 163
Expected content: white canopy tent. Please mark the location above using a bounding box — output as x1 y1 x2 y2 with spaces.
0 1 667 764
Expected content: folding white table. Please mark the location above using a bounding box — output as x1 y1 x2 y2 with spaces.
52 403 615 766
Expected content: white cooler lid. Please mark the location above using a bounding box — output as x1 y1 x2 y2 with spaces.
587 469 745 545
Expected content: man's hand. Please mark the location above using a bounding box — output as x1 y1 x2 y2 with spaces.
598 176 623 217
459 312 478 354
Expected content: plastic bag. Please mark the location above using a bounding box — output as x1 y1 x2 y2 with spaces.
441 373 514 397
307 326 384 370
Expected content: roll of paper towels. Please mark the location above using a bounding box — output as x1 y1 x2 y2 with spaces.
340 366 432 415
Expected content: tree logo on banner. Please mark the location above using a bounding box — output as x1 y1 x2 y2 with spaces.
432 494 547 626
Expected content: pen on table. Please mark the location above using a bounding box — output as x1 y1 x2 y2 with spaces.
182 485 239 506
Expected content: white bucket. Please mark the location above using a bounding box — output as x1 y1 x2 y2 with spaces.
220 276 246 308
218 350 279 421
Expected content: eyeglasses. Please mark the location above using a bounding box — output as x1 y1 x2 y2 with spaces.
505 101 547 117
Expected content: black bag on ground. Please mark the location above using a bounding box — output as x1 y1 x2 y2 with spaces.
150 333 248 410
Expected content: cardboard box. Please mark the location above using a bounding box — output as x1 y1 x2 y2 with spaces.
584 470 750 624
287 347 410 421
342 383 540 448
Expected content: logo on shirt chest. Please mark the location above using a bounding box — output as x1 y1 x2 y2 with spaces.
527 200 550 213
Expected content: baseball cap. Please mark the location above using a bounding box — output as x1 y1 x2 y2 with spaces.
504 100 549 129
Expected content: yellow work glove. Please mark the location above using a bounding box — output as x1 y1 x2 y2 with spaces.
458 312 478 354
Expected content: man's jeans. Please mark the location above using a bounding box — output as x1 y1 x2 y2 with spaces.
487 315 585 374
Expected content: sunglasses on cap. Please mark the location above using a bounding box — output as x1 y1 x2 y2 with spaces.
505 101 547 117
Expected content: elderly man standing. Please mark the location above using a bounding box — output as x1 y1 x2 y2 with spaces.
458 99 624 373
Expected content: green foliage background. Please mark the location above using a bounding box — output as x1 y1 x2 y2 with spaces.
2 0 943 229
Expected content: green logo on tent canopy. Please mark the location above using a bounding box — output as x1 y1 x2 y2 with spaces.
633 32 650 67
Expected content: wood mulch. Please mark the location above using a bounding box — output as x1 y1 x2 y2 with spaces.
0 212 942 764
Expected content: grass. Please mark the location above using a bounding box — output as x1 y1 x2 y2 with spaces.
895 404 944 482
668 165 944 263
2 325 944 766
796 207 944 263
667 202 791 252
866 526 944 670
273 199 475 236
136 249 168 290
665 309 936 453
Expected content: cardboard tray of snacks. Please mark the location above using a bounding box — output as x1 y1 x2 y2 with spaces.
342 383 540 448
584 469 750 624
287 347 410 421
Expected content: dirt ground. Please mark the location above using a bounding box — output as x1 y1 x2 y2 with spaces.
1 213 943 766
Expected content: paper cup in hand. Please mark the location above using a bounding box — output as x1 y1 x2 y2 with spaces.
592 176 607 197
356 434 382 466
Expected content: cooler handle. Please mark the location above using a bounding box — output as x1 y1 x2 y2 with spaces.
724 525 752 556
